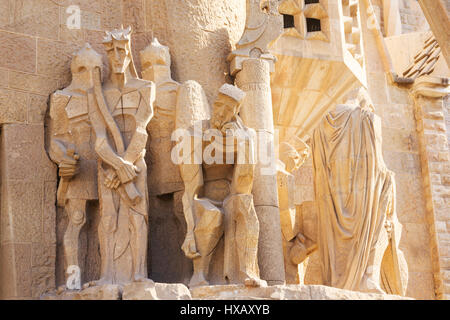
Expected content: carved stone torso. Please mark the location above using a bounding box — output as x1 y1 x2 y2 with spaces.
52 89 98 200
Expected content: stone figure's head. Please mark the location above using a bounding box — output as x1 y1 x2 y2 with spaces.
103 26 137 77
211 84 246 130
279 140 309 173
342 86 375 112
69 43 102 91
140 38 171 81
356 87 375 112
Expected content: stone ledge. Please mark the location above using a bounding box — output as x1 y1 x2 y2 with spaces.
42 283 413 300
190 284 413 300
42 281 192 300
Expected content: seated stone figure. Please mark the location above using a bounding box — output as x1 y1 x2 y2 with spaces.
310 87 408 295
177 84 266 288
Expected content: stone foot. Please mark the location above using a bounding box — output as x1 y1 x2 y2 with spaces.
244 276 267 288
82 277 113 289
189 273 209 288
134 276 155 284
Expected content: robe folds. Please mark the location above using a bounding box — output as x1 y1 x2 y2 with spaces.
312 104 407 295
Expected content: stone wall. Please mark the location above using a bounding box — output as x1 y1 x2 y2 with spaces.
0 0 247 297
399 0 429 33
0 0 446 300
0 0 149 298
413 86 450 300
294 2 441 300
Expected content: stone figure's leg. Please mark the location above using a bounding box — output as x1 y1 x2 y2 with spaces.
95 168 117 285
190 199 224 287
361 227 389 294
130 211 148 281
64 199 87 283
234 194 266 287
127 158 149 281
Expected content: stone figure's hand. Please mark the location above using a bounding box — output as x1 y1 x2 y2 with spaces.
104 168 120 189
182 232 200 259
116 158 139 184
59 152 80 179
221 122 239 135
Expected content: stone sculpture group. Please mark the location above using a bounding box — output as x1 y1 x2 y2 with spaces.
47 23 408 296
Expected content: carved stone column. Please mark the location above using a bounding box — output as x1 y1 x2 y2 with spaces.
228 0 285 286
234 58 285 285
412 76 450 300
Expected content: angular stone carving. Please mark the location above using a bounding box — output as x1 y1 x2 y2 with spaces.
177 84 266 288
276 141 315 284
311 88 408 295
228 0 286 285
140 38 185 196
85 27 156 285
47 44 103 288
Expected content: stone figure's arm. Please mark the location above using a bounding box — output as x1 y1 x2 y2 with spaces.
87 92 136 184
123 84 156 165
48 92 70 164
48 92 80 178
180 161 203 259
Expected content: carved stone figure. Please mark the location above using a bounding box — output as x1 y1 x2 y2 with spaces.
47 44 103 288
86 27 156 285
140 38 184 196
276 141 315 284
140 39 209 284
178 84 266 288
311 88 408 295
228 0 286 285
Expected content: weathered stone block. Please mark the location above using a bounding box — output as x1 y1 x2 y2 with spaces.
0 30 36 73
9 71 58 96
400 223 433 273
43 181 57 246
3 1 59 40
0 68 8 88
388 85 410 105
57 0 102 13
0 88 28 124
101 0 123 30
367 72 389 104
395 173 426 224
0 243 32 299
123 0 145 33
37 39 78 78
404 272 435 300
59 23 85 44
28 94 49 124
382 127 419 153
122 281 192 300
1 124 53 181
31 266 55 298
2 179 43 243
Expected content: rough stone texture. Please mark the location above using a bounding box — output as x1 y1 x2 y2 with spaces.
43 281 191 300
399 0 429 34
413 88 450 300
122 281 192 300
0 124 56 299
42 285 121 300
0 0 447 301
190 284 412 300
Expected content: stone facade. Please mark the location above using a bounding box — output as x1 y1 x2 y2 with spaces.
0 0 448 300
